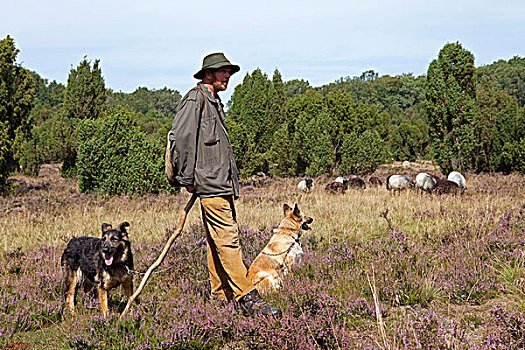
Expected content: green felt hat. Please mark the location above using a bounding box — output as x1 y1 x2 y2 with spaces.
193 52 240 79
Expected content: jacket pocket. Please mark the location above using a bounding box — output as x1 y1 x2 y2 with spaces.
200 117 221 166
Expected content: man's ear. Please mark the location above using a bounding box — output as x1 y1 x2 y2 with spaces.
283 204 292 216
203 69 213 81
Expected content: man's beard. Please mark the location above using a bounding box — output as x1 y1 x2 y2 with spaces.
212 80 228 92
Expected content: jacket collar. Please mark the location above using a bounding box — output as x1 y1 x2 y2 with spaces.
197 82 221 105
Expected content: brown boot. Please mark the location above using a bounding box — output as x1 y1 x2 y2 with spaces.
238 289 282 318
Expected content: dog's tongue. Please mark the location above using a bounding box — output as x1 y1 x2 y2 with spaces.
105 254 114 266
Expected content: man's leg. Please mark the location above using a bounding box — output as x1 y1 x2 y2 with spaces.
200 196 256 301
202 212 234 301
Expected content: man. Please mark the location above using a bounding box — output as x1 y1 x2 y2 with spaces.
170 52 281 318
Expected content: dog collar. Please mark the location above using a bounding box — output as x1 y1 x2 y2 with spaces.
261 243 294 257
261 232 301 257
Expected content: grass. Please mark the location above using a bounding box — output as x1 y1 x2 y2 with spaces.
1 162 525 349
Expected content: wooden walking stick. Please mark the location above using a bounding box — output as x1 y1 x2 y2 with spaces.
119 193 198 320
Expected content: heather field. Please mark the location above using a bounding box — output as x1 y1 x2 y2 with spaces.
1 163 524 349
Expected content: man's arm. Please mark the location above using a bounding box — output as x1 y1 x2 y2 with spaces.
172 92 202 187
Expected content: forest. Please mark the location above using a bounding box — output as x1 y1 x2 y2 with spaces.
1 35 524 194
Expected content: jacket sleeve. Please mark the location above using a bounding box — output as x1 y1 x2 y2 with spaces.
172 91 203 186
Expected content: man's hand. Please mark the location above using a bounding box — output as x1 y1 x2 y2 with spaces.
185 185 195 193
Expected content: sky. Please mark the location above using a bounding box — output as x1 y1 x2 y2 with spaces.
2 0 524 102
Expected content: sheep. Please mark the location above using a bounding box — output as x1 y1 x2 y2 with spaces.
434 177 460 195
335 176 347 184
347 176 366 189
241 172 268 187
297 178 314 193
369 176 383 187
447 171 466 193
325 181 347 194
386 174 414 194
402 160 411 168
415 173 437 194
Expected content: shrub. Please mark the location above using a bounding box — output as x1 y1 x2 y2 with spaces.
501 139 525 174
76 109 172 195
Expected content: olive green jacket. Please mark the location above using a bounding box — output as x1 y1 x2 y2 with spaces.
170 83 240 198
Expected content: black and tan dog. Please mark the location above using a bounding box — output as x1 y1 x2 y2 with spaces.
247 204 313 294
61 222 133 316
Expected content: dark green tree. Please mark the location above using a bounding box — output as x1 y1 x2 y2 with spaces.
284 88 324 135
65 58 106 120
266 122 296 176
425 42 476 174
283 89 325 173
471 78 514 172
284 79 310 99
20 111 77 175
489 98 523 173
320 70 377 107
0 124 11 190
294 111 335 176
106 86 181 147
107 86 181 118
30 71 65 108
18 73 68 176
390 117 429 161
60 58 106 176
320 70 426 113
0 35 35 189
340 129 385 175
269 69 285 123
228 69 284 176
476 56 525 107
324 90 361 166
373 74 426 112
501 136 525 174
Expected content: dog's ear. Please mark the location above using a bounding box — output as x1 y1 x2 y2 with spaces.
118 222 130 234
101 223 112 233
293 204 301 217
283 204 292 216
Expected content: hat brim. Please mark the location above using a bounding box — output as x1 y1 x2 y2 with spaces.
193 63 240 79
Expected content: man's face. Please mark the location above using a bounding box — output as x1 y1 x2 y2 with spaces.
210 67 231 92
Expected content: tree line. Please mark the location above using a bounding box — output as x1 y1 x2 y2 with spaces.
228 44 524 177
1 35 524 194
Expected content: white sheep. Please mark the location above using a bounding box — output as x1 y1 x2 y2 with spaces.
415 173 437 193
386 174 414 194
447 171 466 193
335 176 347 184
297 178 314 193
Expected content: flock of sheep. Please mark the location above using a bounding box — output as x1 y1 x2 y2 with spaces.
297 171 466 195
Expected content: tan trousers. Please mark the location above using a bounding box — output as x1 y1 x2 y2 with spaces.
200 196 256 301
